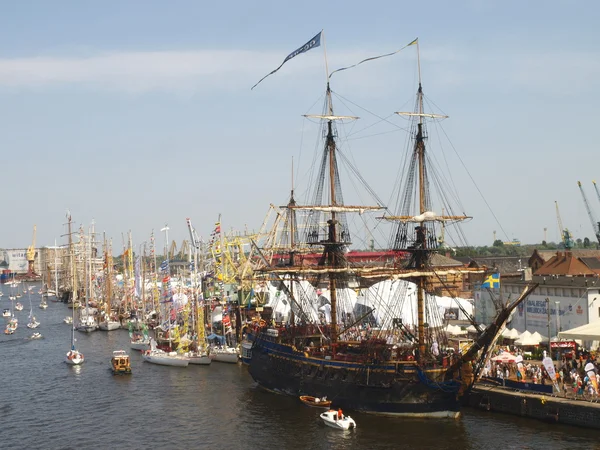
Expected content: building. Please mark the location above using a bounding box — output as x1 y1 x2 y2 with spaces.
497 251 600 337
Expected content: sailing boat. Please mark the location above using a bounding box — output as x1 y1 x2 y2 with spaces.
142 225 190 367
26 290 40 329
208 216 239 364
99 234 119 331
4 297 17 334
186 218 211 365
130 240 150 351
245 38 537 417
76 226 98 333
65 212 85 365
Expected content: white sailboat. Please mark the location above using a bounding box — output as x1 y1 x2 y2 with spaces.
186 218 211 365
141 225 189 367
76 225 98 333
27 291 40 329
65 211 85 365
142 337 190 367
208 216 239 364
99 234 119 331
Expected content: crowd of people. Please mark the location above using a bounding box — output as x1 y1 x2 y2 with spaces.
482 348 600 401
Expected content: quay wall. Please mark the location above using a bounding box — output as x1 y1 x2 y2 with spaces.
467 385 600 430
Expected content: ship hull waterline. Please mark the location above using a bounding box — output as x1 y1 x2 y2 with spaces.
248 340 461 419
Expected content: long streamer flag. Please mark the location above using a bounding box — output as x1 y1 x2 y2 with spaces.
329 37 418 79
251 31 322 90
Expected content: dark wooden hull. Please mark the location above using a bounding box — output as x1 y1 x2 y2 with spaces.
248 335 461 418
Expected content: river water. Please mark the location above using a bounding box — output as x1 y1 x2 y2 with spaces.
1 285 600 450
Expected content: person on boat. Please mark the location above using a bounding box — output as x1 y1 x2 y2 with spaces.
338 408 343 420
314 397 320 403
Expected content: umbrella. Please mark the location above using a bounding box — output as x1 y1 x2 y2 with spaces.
492 351 516 363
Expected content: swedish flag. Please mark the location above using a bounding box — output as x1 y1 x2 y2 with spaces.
482 273 500 289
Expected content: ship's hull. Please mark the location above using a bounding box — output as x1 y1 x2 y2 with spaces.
248 337 460 418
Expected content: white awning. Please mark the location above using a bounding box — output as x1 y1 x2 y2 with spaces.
558 321 600 341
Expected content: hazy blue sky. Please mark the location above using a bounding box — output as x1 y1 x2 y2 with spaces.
1 1 599 250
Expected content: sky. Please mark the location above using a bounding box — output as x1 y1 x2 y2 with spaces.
1 1 599 251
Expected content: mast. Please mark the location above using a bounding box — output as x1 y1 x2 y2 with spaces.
415 60 427 359
54 239 59 299
325 83 339 343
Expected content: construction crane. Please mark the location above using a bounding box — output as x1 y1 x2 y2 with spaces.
178 240 190 261
186 218 201 249
27 225 37 275
577 181 600 245
594 180 600 205
168 240 178 261
555 201 573 249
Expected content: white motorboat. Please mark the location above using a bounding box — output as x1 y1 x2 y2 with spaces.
320 410 356 430
65 349 85 365
15 302 23 311
130 336 151 351
142 339 190 367
188 350 212 365
31 332 42 339
210 346 239 364
76 315 98 333
27 317 40 329
63 316 73 324
2 309 10 318
39 301 48 310
99 320 120 331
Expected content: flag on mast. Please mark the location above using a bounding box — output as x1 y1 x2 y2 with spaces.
251 31 322 90
328 37 418 79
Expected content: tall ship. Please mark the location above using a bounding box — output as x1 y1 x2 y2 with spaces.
246 38 537 418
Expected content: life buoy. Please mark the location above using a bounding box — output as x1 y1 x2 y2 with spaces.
259 319 266 327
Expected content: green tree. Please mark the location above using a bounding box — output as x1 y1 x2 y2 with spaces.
584 237 591 248
493 239 504 247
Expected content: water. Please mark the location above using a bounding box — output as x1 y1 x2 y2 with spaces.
2 287 600 449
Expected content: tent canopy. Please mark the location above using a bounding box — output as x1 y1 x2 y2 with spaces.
558 321 600 341
516 330 544 346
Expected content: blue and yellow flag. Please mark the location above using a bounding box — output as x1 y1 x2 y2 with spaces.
251 31 322 90
482 273 500 289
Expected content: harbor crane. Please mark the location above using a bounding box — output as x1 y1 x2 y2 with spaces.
593 180 600 205
555 201 573 249
27 225 37 275
577 181 600 245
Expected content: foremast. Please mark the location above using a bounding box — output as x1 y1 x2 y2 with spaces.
297 83 382 344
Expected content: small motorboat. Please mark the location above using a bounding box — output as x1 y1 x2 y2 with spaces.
65 349 85 365
320 410 356 430
63 316 73 324
2 309 10 318
31 332 42 339
15 302 23 311
300 395 331 408
111 350 132 375
27 318 40 329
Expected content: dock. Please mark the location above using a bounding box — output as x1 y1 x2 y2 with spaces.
467 381 600 430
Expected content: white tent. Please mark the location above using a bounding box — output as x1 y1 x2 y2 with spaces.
502 328 520 339
357 279 474 328
558 322 600 340
466 324 486 333
515 330 543 346
444 324 467 335
531 331 548 343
